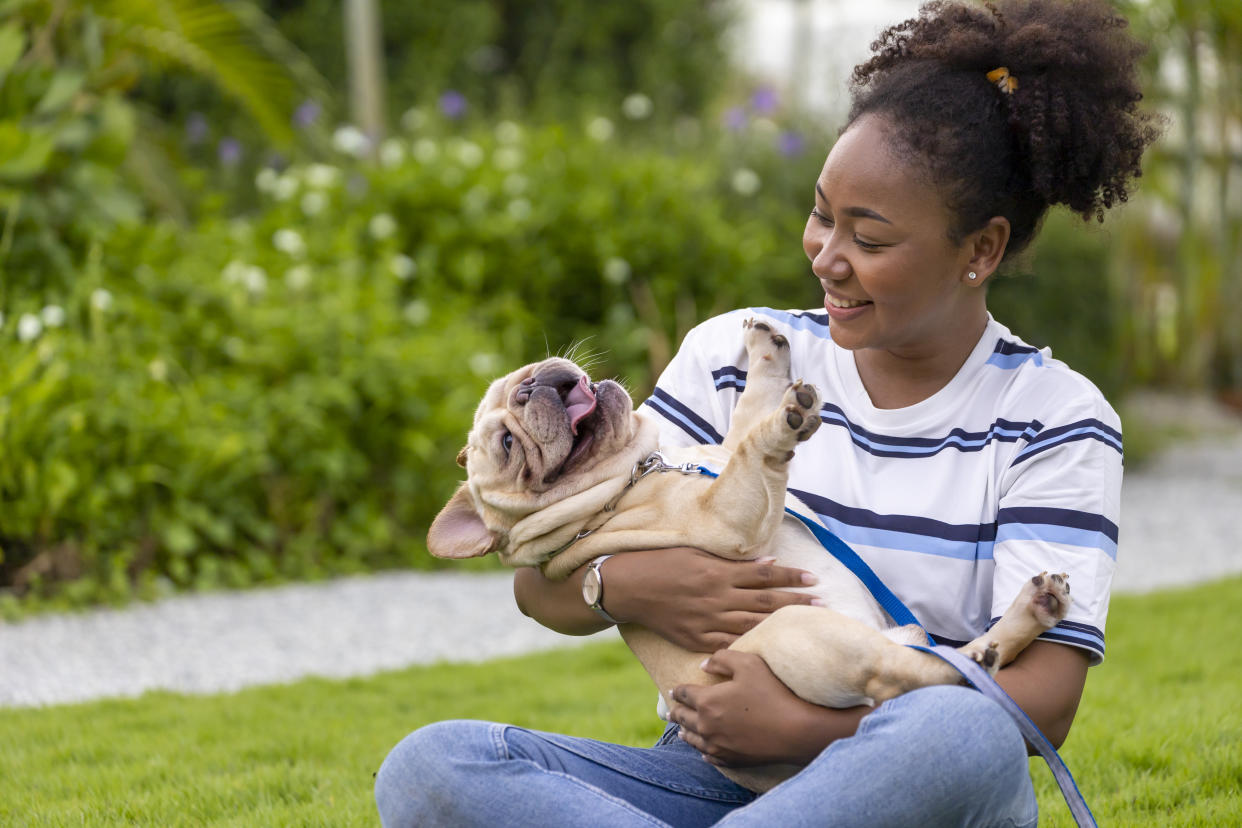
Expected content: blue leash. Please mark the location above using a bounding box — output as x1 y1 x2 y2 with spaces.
688 463 1097 827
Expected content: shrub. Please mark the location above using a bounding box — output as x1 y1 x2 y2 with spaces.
0 118 819 605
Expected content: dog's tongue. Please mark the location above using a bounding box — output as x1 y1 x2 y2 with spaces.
565 375 597 435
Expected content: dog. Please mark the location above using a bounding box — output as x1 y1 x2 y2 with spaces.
428 318 1071 792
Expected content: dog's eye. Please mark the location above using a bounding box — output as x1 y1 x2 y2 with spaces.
501 432 513 456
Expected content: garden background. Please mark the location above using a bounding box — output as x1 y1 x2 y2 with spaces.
1 0 1241 824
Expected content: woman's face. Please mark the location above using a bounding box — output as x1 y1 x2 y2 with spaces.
803 115 983 358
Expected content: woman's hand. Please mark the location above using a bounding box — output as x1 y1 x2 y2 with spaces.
602 547 819 653
666 650 869 767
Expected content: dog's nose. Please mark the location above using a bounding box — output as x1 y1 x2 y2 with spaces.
527 366 582 403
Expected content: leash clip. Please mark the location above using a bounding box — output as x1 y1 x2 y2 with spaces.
604 451 704 512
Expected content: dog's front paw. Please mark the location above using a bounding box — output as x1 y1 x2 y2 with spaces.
1026 571 1071 629
743 317 791 374
969 641 1001 676
781 380 821 443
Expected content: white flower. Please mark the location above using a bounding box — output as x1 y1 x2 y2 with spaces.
333 124 372 158
503 173 528 196
369 213 398 240
493 146 523 171
255 167 279 194
272 173 299 202
413 138 438 164
403 300 430 325
304 163 341 190
507 199 532 221
379 138 406 168
243 266 268 294
390 254 417 280
456 141 485 168
469 352 501 376
222 260 249 285
622 93 654 120
91 289 113 312
285 265 312 291
273 228 307 258
301 191 328 217
462 186 489 215
586 117 615 142
400 107 427 133
223 338 245 359
602 257 632 285
148 358 168 382
731 168 761 197
16 313 41 342
495 121 523 143
41 305 66 327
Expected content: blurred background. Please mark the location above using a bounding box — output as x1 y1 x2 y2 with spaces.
0 0 1238 611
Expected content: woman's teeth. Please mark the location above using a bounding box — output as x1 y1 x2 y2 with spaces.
827 295 871 309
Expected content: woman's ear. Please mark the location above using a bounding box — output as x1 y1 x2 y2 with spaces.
964 216 1011 286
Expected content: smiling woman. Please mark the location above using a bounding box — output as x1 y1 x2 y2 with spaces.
376 2 1162 826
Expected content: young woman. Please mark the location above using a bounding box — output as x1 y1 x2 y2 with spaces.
376 1 1161 824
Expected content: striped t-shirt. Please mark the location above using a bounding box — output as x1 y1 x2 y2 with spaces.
643 307 1120 664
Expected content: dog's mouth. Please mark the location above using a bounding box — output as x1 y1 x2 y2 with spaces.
554 375 602 481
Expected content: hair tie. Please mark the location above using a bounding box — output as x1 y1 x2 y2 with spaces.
987 67 1018 94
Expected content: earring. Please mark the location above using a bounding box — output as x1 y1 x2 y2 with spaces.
968 271 978 280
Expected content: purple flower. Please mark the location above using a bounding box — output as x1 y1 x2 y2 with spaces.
186 112 208 145
777 131 805 157
751 86 779 115
294 99 322 128
722 106 748 132
218 137 243 166
439 90 467 120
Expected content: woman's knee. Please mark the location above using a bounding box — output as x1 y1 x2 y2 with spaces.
374 720 496 828
885 685 1029 770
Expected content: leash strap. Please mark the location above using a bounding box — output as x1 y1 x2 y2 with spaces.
910 644 1099 828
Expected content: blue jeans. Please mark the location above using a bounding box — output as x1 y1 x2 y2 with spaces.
375 685 1038 827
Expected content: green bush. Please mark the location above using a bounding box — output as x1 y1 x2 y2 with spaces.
0 117 819 606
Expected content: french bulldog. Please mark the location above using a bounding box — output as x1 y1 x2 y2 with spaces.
428 318 1071 792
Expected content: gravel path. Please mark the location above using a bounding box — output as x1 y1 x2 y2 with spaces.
3 427 1240 709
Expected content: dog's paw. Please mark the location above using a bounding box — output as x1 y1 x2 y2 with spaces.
1025 571 1072 629
781 380 821 443
743 318 790 367
969 641 1001 676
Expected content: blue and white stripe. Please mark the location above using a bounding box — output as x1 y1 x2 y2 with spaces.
986 338 1045 369
641 388 723 445
1013 419 1123 464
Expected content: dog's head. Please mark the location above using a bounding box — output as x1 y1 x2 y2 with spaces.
427 357 651 567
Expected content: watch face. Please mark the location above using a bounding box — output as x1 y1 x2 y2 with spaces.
582 569 602 606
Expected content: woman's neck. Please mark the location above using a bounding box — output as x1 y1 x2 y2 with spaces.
853 314 988 410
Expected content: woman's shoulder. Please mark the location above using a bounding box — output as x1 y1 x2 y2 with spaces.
980 318 1121 431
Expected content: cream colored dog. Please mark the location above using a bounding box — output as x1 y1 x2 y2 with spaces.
429 318 1071 792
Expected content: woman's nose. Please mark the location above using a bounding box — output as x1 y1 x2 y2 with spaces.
805 227 850 282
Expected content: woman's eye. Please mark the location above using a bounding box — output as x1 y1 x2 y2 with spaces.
810 207 833 226
854 236 882 251
502 432 514 456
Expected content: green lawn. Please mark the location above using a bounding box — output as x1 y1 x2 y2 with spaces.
2 577 1241 826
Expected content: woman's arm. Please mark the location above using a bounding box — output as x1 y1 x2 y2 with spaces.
669 639 1089 766
514 547 820 652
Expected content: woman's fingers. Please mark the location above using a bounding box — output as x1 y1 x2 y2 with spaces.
732 560 818 591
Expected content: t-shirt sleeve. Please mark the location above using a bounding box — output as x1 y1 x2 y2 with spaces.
992 388 1122 665
640 310 751 449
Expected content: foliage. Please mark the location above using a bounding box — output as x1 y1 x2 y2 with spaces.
258 0 734 124
0 0 327 294
2 576 1241 825
0 117 820 602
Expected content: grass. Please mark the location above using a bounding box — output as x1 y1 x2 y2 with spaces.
2 578 1241 826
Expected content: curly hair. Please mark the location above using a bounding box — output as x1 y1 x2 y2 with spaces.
847 0 1164 259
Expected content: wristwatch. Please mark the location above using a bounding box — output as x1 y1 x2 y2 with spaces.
582 555 621 625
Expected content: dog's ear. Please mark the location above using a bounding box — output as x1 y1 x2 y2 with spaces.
427 484 497 559
455 447 467 468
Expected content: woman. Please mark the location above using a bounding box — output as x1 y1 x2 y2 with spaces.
376 1 1161 824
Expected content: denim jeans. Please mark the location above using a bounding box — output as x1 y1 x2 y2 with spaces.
374 684 1038 828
